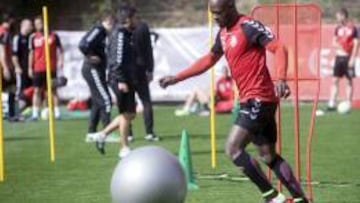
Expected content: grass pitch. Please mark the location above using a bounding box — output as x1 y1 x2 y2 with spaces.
0 105 359 203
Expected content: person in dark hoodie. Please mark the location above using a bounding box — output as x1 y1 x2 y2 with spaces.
120 5 160 142
79 11 114 141
91 8 137 158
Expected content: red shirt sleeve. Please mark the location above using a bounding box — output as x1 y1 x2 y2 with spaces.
175 52 222 82
265 39 287 80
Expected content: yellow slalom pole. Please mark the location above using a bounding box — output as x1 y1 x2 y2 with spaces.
208 5 217 168
42 6 56 163
0 64 5 181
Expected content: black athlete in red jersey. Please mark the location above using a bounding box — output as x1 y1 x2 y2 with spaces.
160 0 308 202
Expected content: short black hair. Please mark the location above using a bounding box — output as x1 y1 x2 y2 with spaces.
337 8 349 18
1 10 15 23
34 15 43 21
101 9 114 21
117 5 137 23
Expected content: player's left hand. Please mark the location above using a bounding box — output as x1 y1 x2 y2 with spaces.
348 67 356 78
348 58 355 68
118 82 129 93
3 67 11 81
159 76 178 89
146 72 153 83
275 80 291 99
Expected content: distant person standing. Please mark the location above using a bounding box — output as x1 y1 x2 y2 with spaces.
0 12 17 121
327 8 359 110
92 9 138 158
118 6 159 141
79 12 114 141
12 19 33 114
28 16 64 120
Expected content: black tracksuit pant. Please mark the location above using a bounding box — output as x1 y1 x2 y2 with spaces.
133 77 154 135
82 61 111 133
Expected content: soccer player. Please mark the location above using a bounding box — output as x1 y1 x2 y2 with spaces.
92 8 137 158
0 12 17 121
79 12 114 141
327 8 359 111
160 0 309 202
28 16 64 120
118 5 160 142
12 19 33 114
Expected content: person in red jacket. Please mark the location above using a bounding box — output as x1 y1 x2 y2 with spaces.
0 11 17 121
160 0 308 202
28 16 63 120
327 8 359 111
174 66 234 116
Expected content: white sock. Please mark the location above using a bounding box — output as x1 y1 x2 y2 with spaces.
54 107 60 118
32 107 39 118
328 100 336 108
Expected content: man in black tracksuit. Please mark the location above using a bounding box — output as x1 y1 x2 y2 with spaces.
79 13 114 139
97 18 137 157
12 19 33 114
120 6 159 141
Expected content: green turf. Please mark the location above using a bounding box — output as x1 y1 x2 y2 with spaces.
0 105 359 203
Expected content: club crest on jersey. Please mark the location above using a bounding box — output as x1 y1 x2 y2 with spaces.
220 34 237 51
230 35 238 48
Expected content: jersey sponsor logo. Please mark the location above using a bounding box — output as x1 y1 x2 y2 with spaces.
34 37 55 48
337 27 354 37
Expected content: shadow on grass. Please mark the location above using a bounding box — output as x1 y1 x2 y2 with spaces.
5 136 43 142
196 173 360 188
158 133 226 141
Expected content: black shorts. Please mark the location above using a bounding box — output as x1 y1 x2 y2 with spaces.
2 71 16 90
334 56 352 78
235 99 277 146
110 82 136 114
16 73 32 90
33 72 56 88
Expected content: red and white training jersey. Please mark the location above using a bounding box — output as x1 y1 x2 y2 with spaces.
0 25 12 67
212 15 278 103
334 22 359 55
29 31 62 73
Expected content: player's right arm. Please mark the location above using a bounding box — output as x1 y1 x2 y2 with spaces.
0 32 11 80
28 34 34 78
79 26 103 64
108 28 128 92
11 35 22 74
348 27 359 68
332 26 342 49
159 32 223 88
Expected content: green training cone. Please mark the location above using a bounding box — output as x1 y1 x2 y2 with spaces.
178 129 199 190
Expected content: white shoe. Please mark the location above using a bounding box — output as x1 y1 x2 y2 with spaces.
268 193 286 203
144 134 160 142
85 133 97 142
198 110 210 116
119 147 131 158
127 135 134 142
92 131 106 143
174 109 190 116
